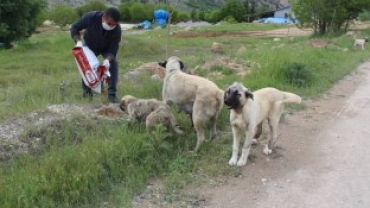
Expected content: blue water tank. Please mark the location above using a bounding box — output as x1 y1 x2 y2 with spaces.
154 9 169 26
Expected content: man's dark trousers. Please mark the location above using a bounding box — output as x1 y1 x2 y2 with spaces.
82 58 118 96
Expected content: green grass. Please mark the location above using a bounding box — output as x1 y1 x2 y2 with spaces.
1 23 370 207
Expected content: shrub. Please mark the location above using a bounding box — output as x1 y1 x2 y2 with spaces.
223 15 238 24
220 0 246 22
358 10 370 21
191 9 199 21
280 62 313 87
0 0 46 48
48 4 78 27
119 2 133 22
129 3 150 22
173 11 190 22
204 10 222 23
75 0 108 17
36 9 50 26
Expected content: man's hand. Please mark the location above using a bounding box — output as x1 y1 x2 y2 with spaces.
103 59 110 69
75 41 83 47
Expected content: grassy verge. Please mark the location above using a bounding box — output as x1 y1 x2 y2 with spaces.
0 23 370 207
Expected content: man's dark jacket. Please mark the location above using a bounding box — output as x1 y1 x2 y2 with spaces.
70 11 121 60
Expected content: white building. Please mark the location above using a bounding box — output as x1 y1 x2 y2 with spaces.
274 6 293 18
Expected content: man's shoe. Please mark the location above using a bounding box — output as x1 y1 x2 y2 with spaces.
108 95 119 103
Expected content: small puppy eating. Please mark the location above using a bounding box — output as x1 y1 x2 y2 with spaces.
120 95 183 134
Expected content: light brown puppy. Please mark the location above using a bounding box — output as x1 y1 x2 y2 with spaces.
159 56 224 152
119 95 183 134
224 82 301 166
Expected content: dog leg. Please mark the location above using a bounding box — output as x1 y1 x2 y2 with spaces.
237 126 255 166
193 117 205 153
264 115 280 155
189 113 194 127
252 122 263 144
209 116 217 140
229 126 242 165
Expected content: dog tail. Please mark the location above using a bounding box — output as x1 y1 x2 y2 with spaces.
280 92 302 104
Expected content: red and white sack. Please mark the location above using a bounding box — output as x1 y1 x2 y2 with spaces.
72 45 110 93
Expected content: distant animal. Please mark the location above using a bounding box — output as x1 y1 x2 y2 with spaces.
119 95 183 134
224 82 302 166
353 36 369 50
158 56 224 153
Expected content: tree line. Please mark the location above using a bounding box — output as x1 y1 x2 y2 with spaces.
1 0 370 49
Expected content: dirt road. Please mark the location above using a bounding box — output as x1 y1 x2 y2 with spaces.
174 27 313 38
202 62 370 208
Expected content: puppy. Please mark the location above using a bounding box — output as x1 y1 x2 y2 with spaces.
354 37 369 50
158 56 224 152
224 82 301 166
119 95 183 134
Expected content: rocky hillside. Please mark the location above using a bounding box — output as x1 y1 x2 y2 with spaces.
48 0 290 10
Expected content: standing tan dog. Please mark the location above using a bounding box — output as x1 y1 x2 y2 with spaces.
119 95 183 134
158 56 224 152
353 36 369 50
224 82 301 166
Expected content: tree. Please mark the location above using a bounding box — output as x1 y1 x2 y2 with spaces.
220 0 246 22
293 0 370 34
48 4 78 27
0 0 46 49
129 2 152 22
75 0 108 17
191 9 198 21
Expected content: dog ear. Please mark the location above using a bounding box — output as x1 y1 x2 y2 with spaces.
119 100 127 112
245 91 254 100
179 61 185 70
158 61 167 68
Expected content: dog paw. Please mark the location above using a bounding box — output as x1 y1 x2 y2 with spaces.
263 145 272 155
237 159 247 166
228 157 237 166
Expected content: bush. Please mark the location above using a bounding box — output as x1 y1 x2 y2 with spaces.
204 10 222 23
129 3 152 22
37 10 49 26
48 4 78 27
75 0 108 17
220 0 246 22
0 0 46 48
358 10 370 21
119 2 134 22
173 11 190 22
280 62 313 87
223 15 238 24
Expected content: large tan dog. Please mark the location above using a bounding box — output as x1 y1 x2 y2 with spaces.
224 82 301 166
119 95 183 134
158 56 224 152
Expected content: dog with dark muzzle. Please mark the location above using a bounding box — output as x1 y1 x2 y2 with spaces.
224 82 301 166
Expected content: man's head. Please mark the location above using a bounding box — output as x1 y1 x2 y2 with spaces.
102 7 120 31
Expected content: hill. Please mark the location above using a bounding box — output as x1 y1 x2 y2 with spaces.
47 0 290 11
